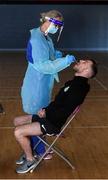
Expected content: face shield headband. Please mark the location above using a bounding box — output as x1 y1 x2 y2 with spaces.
45 16 64 42
45 16 64 27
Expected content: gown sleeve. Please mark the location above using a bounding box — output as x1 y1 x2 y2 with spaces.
27 29 72 74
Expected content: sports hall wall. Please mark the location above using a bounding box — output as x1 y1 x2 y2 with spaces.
0 4 108 51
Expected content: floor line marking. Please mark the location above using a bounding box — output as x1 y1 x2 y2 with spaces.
94 77 108 91
1 126 108 129
102 65 108 71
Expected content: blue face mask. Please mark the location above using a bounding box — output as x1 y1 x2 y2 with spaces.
46 23 58 34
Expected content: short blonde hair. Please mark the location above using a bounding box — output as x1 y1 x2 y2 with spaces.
40 10 64 24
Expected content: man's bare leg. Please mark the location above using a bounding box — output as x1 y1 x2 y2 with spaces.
13 115 32 127
14 122 43 161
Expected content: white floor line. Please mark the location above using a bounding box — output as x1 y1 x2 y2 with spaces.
94 77 108 91
0 127 14 129
87 96 108 98
71 126 108 129
0 97 20 100
0 87 19 89
1 126 108 129
102 65 108 71
86 99 108 101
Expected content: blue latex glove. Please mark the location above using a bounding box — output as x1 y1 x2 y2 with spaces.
55 50 63 59
66 55 76 64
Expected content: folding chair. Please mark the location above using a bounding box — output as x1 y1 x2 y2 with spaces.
30 105 80 173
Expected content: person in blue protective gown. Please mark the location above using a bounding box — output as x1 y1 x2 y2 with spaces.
16 10 76 164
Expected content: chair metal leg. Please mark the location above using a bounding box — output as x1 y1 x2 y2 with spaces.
30 136 75 173
37 136 75 169
30 106 80 173
30 143 57 173
33 139 42 151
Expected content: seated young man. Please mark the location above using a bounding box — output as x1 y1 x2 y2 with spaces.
14 59 97 174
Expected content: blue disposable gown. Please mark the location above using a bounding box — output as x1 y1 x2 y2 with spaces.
21 27 71 114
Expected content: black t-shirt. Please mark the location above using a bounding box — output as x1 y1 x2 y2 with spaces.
45 76 90 130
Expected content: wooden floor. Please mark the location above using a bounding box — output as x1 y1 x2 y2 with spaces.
0 51 108 179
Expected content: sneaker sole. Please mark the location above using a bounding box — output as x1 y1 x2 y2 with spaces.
43 154 53 160
16 163 36 174
16 161 25 165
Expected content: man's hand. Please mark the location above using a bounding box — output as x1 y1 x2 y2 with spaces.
37 109 46 118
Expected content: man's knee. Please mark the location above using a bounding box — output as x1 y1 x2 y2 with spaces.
14 127 23 140
13 117 20 126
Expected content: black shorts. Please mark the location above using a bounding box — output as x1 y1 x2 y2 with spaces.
32 115 60 136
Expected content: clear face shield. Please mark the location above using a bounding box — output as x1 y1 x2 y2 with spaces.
45 16 64 42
